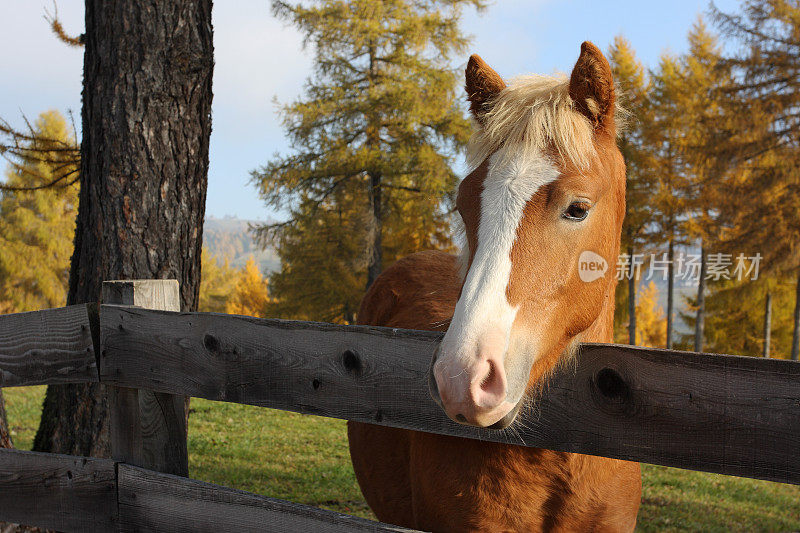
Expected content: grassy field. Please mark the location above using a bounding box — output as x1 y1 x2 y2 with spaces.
5 386 799 531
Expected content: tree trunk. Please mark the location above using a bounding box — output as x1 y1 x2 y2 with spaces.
666 239 674 349
694 245 707 352
0 390 11 448
366 172 383 290
33 0 213 456
792 269 800 361
627 245 636 345
763 291 772 358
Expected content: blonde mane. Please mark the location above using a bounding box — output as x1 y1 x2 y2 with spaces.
466 74 598 170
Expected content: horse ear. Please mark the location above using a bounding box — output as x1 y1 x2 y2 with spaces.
465 54 506 122
569 41 616 131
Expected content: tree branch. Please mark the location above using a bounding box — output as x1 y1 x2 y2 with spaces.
44 1 84 48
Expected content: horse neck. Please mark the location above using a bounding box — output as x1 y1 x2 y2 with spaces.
581 277 618 344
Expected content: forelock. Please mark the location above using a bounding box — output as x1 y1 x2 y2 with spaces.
466 74 617 171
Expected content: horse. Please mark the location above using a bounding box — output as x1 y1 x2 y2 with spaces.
347 42 641 532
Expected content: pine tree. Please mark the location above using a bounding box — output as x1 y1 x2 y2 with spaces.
0 110 78 312
609 36 653 345
226 257 272 317
252 0 483 322
711 0 800 359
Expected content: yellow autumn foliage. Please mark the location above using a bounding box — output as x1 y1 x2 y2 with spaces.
225 257 272 318
636 281 667 348
0 110 78 312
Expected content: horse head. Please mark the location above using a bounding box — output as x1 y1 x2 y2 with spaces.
430 42 626 429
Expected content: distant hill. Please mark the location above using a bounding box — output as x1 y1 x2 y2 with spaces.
203 216 279 274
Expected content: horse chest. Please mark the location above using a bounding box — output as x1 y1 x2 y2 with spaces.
408 432 588 531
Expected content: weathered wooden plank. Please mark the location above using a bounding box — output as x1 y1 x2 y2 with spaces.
0 304 97 387
99 306 800 484
0 448 117 532
117 463 418 532
103 279 182 311
104 280 188 477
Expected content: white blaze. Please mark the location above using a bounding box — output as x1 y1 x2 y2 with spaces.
439 147 559 383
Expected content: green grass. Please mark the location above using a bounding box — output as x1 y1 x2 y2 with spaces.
638 463 800 532
3 385 45 451
4 386 799 530
187 398 370 518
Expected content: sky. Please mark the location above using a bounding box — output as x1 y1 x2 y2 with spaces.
0 0 742 221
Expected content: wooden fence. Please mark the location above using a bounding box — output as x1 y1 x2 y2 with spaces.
1 280 798 532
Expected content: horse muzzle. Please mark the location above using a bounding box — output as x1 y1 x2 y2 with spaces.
428 343 519 429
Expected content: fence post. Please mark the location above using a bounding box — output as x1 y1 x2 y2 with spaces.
103 279 189 476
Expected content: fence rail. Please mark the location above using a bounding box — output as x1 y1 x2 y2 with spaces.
0 449 116 532
0 304 97 387
99 303 800 484
0 448 414 533
1 278 799 532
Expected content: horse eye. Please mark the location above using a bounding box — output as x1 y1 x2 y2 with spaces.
563 202 590 221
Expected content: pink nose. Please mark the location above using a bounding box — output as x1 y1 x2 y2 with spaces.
432 348 513 428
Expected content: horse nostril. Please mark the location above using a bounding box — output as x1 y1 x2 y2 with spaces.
477 359 505 402
480 360 496 392
456 414 467 423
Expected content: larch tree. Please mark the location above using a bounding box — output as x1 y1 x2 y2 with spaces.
635 281 667 349
266 181 369 323
0 109 79 450
763 290 773 357
199 248 239 313
672 19 732 353
0 110 78 313
608 35 653 345
646 53 689 349
682 274 796 357
33 1 213 457
713 146 800 357
711 0 800 360
252 0 483 322
226 258 272 317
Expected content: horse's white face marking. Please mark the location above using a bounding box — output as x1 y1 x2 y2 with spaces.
436 146 559 406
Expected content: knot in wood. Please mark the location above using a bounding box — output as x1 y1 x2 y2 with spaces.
342 349 362 376
596 368 628 399
591 367 635 416
203 334 220 353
